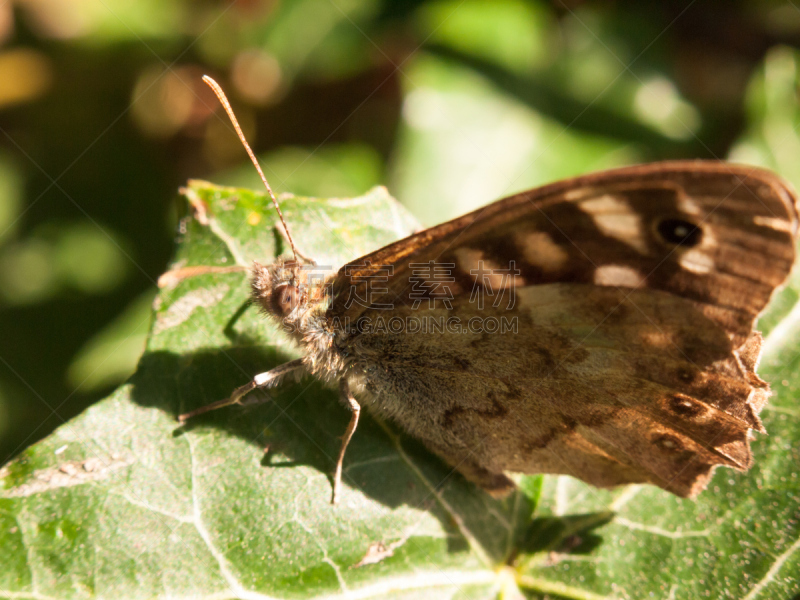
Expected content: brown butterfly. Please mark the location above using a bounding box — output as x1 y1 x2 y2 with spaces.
179 76 799 504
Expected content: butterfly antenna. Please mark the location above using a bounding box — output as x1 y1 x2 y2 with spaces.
202 75 299 262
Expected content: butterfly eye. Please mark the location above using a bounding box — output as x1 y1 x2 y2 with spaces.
273 284 301 315
657 218 702 247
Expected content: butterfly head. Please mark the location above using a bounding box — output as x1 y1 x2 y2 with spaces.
251 258 331 330
251 258 304 318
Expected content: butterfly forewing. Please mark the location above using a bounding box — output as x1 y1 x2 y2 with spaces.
329 162 798 344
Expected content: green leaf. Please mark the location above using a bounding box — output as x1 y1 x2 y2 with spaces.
731 46 800 197
1 179 799 600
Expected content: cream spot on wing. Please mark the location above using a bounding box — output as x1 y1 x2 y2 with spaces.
594 264 644 287
454 247 526 289
754 215 794 232
679 249 714 274
579 193 629 214
564 187 599 201
654 435 679 450
513 231 569 273
642 331 672 348
579 194 648 254
677 195 703 216
701 226 716 248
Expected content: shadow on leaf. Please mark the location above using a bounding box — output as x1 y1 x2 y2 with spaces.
129 345 541 563
516 511 615 563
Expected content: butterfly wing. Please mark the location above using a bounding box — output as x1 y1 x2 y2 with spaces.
330 161 798 344
346 287 768 497
329 161 798 497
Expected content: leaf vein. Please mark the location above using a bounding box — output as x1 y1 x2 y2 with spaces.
614 517 710 539
186 436 282 600
741 532 800 600
374 420 493 567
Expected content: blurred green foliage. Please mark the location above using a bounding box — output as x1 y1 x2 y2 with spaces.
1 0 800 507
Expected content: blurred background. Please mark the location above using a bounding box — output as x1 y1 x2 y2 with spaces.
1 0 799 464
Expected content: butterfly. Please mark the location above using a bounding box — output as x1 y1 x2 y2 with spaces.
179 76 799 504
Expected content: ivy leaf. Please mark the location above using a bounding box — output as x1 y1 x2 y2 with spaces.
1 181 799 600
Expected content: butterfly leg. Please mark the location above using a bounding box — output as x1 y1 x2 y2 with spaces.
331 378 361 504
178 359 305 422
